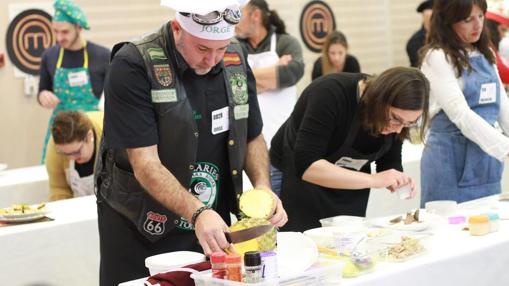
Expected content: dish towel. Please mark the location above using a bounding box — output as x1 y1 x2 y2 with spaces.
144 261 211 286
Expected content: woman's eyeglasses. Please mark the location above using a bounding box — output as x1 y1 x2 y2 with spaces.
179 9 242 26
56 141 85 157
388 113 420 128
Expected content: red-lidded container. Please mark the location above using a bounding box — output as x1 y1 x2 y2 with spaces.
210 252 226 279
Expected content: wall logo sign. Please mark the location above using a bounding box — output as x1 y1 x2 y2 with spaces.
300 1 336 53
6 9 55 75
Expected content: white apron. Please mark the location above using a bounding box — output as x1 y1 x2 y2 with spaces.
247 33 297 146
65 160 95 197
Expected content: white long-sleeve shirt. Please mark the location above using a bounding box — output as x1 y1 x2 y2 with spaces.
421 48 509 160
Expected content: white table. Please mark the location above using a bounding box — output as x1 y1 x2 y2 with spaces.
343 195 509 286
0 195 99 286
121 195 509 286
0 165 49 208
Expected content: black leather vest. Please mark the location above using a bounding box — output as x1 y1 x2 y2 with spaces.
96 24 250 242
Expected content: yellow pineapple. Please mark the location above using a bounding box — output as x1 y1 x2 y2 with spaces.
239 189 275 219
229 217 277 256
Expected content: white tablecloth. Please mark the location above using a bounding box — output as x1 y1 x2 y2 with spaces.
344 195 509 286
0 195 99 286
121 195 509 286
0 165 49 208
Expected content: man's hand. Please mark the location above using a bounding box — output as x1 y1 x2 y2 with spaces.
194 209 231 256
38 90 60 109
268 193 287 227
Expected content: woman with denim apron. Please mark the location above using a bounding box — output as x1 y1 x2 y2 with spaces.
420 0 509 205
270 67 430 232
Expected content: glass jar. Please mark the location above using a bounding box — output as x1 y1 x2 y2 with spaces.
244 251 263 283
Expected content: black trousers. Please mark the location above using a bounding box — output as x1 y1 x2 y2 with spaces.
97 200 202 286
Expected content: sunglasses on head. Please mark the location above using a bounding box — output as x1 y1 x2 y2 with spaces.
179 9 242 25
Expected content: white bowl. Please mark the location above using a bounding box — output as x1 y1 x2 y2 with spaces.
425 200 458 217
145 251 206 276
319 215 365 227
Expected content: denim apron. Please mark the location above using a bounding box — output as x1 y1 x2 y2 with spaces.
41 43 99 162
421 54 503 206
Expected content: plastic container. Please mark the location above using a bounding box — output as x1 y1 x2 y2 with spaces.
468 215 490 236
396 184 412 200
483 213 500 232
425 200 458 217
225 254 242 282
191 258 344 286
319 215 364 227
448 216 466 225
145 251 206 275
211 252 226 279
260 251 277 279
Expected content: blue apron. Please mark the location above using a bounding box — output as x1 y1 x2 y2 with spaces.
421 54 503 206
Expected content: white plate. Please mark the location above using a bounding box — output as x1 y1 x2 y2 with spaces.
277 232 318 279
368 213 431 232
0 211 48 223
0 163 7 172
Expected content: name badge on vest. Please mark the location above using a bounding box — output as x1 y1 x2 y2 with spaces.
212 106 230 135
335 157 368 171
68 71 89 87
479 82 496 104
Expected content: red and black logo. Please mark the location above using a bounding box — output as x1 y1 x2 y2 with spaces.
6 9 55 75
300 1 336 53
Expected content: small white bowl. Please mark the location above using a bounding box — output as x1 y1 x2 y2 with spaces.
145 251 206 276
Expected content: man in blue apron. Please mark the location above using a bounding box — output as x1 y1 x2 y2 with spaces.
95 0 287 285
235 0 304 195
38 0 110 162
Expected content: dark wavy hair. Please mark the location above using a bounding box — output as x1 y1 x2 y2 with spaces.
248 0 286 34
359 67 430 141
420 0 495 75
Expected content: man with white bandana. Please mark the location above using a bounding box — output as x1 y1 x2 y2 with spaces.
95 0 287 284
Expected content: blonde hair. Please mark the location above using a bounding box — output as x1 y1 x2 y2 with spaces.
321 30 348 75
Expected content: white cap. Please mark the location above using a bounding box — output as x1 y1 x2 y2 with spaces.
161 0 248 40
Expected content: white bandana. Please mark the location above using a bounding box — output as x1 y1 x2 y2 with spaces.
161 0 247 40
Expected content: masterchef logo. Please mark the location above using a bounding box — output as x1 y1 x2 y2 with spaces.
300 1 336 53
147 211 168 223
6 9 55 75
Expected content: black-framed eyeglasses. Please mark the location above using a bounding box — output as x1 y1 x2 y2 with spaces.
388 113 420 128
180 9 242 25
56 141 85 157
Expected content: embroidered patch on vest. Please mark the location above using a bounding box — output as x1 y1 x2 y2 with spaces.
224 52 241 66
143 211 167 236
234 104 249 120
154 64 173 87
230 73 248 105
147 47 167 61
151 89 177 103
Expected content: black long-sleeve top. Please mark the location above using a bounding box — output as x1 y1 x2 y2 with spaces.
270 73 403 179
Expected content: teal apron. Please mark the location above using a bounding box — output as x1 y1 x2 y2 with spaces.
421 54 503 206
41 43 99 162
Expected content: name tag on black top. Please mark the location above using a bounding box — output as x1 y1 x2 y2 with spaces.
335 156 368 171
